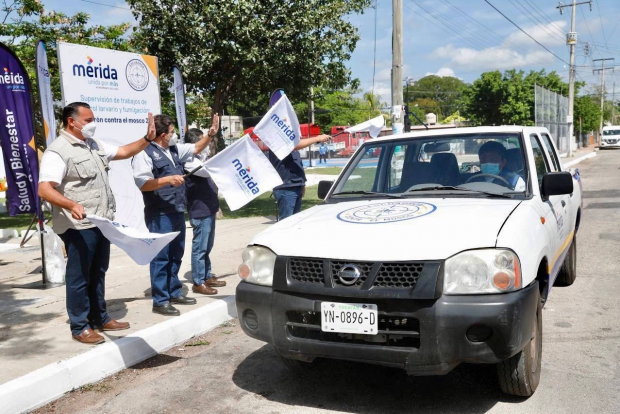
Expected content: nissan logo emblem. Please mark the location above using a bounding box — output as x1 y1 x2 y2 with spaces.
338 264 361 286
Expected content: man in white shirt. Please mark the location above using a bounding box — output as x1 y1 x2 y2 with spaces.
38 101 156 345
132 114 219 316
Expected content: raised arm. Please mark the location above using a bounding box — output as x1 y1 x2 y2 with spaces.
193 113 220 155
294 134 329 151
113 112 157 160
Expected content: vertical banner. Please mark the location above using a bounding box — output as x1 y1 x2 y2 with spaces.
36 40 57 145
0 42 40 216
252 93 301 160
204 135 283 211
173 66 188 143
57 42 161 230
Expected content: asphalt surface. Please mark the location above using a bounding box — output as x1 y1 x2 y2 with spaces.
38 150 620 414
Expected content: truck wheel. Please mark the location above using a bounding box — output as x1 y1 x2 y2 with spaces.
555 235 577 286
497 296 542 397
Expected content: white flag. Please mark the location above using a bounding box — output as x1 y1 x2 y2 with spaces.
252 93 301 160
204 135 283 211
345 115 385 138
86 215 179 265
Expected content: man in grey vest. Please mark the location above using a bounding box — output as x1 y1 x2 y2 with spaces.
38 102 157 345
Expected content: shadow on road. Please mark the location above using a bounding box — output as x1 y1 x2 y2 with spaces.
233 344 526 413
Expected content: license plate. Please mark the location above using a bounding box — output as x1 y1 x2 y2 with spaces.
321 302 378 335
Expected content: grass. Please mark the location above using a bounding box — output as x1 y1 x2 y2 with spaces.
305 167 344 176
219 183 324 219
0 210 51 231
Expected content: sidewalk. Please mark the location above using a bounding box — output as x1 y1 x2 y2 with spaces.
0 217 272 391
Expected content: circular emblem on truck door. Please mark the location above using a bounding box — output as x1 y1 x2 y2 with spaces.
338 264 361 285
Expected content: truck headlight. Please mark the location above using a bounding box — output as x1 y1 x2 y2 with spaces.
238 246 276 286
444 249 521 294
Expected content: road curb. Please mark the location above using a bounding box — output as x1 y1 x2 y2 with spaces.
563 152 597 168
0 295 237 414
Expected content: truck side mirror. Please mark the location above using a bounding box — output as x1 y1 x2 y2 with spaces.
317 180 334 200
541 172 573 200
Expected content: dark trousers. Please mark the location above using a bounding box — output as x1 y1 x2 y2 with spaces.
146 212 185 306
58 227 111 335
274 187 303 220
319 153 327 163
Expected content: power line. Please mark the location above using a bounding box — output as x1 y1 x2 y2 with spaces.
521 0 568 38
483 0 569 65
79 0 132 11
509 0 566 44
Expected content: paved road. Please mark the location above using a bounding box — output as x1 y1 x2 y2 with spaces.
38 150 620 414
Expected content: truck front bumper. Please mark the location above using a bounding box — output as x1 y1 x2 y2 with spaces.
236 281 539 375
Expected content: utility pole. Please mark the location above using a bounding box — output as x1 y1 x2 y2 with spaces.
557 0 592 157
391 0 404 134
593 57 615 142
612 82 616 125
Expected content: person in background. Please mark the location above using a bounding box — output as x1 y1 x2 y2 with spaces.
183 128 226 296
38 102 156 345
268 134 330 220
132 113 219 316
318 141 328 164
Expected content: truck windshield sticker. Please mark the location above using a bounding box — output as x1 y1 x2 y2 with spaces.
337 201 437 224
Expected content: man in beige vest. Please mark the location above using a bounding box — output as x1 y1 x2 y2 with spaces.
38 102 156 345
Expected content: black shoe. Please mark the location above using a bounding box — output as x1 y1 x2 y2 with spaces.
152 303 181 316
170 295 197 305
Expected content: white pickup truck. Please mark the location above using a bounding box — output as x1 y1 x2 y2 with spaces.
236 126 583 397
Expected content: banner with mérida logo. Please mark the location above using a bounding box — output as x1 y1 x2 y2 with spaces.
252 93 301 160
173 66 188 143
56 42 161 229
36 40 57 145
204 135 282 211
0 42 40 216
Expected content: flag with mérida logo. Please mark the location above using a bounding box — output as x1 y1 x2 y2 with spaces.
203 135 283 211
252 93 301 160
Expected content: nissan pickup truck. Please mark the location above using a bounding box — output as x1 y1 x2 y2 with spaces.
236 126 582 397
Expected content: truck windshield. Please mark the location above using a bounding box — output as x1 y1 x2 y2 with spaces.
603 129 620 135
331 133 528 198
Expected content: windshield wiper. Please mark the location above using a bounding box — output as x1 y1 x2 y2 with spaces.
405 185 514 199
332 190 403 198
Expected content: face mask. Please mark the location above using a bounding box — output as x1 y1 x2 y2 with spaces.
481 163 500 175
167 132 178 146
75 120 97 139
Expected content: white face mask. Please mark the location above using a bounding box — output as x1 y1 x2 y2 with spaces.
75 120 97 139
167 132 178 146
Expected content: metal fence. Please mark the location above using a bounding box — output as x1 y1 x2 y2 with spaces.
534 84 570 152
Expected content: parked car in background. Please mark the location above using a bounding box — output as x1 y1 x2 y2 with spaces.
601 126 620 148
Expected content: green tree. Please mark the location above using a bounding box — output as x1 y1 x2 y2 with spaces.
1 0 132 145
404 75 468 121
127 0 372 137
462 69 568 126
574 95 601 132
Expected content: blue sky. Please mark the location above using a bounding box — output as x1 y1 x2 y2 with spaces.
43 0 620 102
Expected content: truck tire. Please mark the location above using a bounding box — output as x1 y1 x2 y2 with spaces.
555 235 577 286
497 295 542 397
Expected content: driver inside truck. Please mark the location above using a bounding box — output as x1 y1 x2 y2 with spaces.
471 141 526 191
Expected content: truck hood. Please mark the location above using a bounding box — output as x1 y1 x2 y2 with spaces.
251 198 521 261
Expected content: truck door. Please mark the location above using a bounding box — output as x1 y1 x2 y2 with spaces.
528 134 565 284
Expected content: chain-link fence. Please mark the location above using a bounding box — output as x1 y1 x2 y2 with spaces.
535 84 570 152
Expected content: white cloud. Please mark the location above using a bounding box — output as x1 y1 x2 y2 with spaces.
431 44 554 71
503 21 567 48
425 67 457 77
428 21 569 71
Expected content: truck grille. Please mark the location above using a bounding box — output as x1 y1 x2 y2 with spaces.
289 258 323 284
286 258 425 290
375 263 424 288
